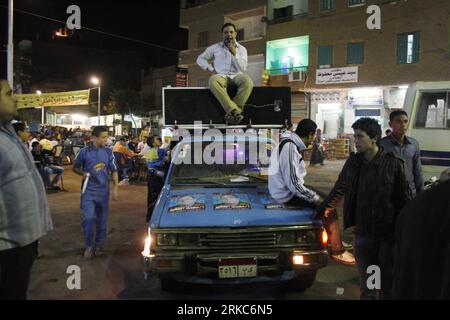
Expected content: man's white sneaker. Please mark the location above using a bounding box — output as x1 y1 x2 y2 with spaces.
331 250 356 266
118 179 129 186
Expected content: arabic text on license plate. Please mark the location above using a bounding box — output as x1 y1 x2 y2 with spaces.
218 258 257 279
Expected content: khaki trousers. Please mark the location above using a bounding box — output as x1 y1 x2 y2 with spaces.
209 74 253 115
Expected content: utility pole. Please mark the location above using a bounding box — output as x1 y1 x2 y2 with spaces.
7 0 14 89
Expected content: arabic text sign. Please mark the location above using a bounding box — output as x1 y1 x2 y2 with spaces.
17 90 90 109
316 67 358 85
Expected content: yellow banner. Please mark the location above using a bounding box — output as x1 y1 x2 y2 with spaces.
17 90 91 109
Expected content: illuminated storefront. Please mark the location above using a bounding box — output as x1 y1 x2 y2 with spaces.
266 36 309 75
311 86 409 139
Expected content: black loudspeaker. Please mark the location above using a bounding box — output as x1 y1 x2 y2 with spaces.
163 87 291 126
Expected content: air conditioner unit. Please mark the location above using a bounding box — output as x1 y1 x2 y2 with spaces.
288 70 304 82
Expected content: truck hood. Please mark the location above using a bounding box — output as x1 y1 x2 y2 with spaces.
156 187 317 228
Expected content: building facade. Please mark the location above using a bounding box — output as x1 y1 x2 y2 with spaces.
178 0 450 136
266 0 450 137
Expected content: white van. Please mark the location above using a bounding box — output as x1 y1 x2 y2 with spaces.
403 81 450 179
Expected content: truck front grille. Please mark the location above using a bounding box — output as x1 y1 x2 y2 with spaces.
199 231 277 250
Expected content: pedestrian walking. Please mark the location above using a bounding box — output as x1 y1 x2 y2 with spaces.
73 126 119 259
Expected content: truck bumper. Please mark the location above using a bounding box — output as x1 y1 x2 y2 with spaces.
142 250 328 284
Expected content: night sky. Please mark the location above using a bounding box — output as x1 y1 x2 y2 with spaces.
0 0 187 77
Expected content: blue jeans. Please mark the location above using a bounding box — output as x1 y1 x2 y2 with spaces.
353 235 394 300
81 193 109 249
44 165 64 187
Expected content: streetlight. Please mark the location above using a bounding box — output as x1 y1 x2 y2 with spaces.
90 77 101 125
36 90 44 124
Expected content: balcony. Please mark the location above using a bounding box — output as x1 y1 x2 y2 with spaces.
265 12 308 25
267 66 308 76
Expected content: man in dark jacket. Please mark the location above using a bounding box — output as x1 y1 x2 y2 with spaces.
392 179 450 300
318 118 412 300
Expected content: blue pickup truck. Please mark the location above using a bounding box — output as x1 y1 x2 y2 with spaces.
142 133 328 291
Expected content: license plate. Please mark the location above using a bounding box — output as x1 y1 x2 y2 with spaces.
218 258 257 279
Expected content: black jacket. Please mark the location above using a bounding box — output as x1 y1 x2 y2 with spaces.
318 149 412 239
392 180 450 299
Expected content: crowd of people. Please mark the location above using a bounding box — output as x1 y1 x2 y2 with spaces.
11 123 67 191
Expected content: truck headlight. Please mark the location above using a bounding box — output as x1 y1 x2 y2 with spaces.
157 234 178 246
142 228 155 258
276 231 296 244
296 230 317 244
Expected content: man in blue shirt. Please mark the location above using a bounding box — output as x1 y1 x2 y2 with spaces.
381 110 424 197
73 126 119 259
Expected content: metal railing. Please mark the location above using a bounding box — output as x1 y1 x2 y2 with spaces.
265 12 309 25
267 66 308 76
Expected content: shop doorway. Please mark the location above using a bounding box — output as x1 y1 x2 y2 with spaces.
323 113 340 139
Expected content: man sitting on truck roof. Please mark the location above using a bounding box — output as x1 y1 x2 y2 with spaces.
196 23 253 125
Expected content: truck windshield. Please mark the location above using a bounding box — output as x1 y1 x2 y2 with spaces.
169 140 273 186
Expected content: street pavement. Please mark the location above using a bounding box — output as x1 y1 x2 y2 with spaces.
28 160 360 300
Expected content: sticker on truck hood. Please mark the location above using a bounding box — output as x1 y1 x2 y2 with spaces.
260 194 286 210
213 193 251 210
168 194 206 213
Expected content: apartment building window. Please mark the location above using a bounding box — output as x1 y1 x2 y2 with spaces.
198 31 209 48
273 5 294 21
397 32 420 64
347 42 365 64
320 0 335 12
348 0 365 7
236 29 245 42
318 45 333 67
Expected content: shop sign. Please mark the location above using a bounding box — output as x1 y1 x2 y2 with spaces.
348 88 384 105
316 67 358 84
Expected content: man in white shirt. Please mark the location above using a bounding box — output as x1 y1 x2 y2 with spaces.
137 137 147 153
196 23 253 125
30 134 39 151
